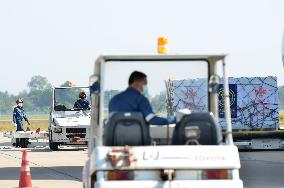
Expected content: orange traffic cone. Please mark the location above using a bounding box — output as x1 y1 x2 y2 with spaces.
18 149 36 188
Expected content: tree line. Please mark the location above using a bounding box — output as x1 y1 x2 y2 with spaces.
0 76 75 114
1 75 284 114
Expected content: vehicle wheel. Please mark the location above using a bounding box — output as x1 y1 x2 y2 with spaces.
15 138 20 147
49 141 58 151
20 138 29 148
49 130 59 151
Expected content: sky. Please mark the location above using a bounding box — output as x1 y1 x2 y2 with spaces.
0 0 284 94
104 60 208 95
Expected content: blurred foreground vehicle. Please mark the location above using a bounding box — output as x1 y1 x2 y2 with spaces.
82 55 243 188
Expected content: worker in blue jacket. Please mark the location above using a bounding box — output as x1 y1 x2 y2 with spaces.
109 71 175 125
12 99 30 131
74 91 90 110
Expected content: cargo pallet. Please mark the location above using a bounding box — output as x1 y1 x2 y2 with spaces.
3 131 49 148
231 130 284 150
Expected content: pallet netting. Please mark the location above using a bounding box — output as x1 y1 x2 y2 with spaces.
166 76 279 130
166 78 208 114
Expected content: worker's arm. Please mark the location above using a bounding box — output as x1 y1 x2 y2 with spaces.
74 101 79 108
148 116 169 125
108 97 117 113
23 110 30 125
138 96 169 125
86 100 91 109
12 108 16 124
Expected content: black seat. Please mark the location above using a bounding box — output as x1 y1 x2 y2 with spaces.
104 112 151 146
54 104 67 111
172 112 222 145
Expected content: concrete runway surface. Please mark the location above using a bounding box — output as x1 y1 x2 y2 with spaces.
239 151 284 188
1 134 284 188
0 135 87 188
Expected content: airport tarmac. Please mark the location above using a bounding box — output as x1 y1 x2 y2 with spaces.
239 151 284 188
1 134 284 188
0 134 87 188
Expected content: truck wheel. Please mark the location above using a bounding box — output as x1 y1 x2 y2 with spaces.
20 138 29 148
49 130 59 151
49 141 59 151
15 138 20 147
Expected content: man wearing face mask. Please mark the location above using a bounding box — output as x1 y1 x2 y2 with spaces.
109 71 174 125
12 99 30 131
74 91 91 110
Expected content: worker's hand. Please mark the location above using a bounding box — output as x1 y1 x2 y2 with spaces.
27 121 31 126
167 115 176 124
13 123 17 127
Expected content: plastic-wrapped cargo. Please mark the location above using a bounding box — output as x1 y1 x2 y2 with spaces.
168 76 279 130
168 78 208 113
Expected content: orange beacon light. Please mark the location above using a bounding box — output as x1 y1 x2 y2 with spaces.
157 37 168 54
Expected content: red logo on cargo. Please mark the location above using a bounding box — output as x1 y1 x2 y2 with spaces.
255 86 266 97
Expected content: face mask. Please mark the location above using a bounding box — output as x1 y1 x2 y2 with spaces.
142 85 149 97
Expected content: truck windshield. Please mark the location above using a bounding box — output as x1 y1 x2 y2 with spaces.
103 60 209 118
54 87 90 111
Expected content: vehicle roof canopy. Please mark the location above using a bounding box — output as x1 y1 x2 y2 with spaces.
94 55 226 74
89 54 234 151
53 86 90 89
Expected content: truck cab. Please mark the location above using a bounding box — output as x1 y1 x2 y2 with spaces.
49 86 91 151
83 55 243 188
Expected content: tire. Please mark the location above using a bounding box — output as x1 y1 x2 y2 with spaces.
49 141 58 151
15 138 20 147
49 130 59 151
20 138 29 148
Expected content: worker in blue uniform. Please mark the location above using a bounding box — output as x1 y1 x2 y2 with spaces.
109 71 175 125
74 91 90 110
12 99 30 131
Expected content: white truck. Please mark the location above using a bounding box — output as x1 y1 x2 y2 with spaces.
82 55 243 188
215 34 284 150
48 86 91 151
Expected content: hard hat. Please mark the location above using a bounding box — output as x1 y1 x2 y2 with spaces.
79 91 86 99
16 98 24 104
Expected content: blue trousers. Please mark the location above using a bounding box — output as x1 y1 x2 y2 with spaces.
15 120 24 131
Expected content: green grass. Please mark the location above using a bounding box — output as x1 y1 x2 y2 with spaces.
0 114 48 120
0 114 49 132
280 111 284 127
1 112 283 132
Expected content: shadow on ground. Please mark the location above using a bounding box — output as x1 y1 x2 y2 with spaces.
0 166 83 181
0 147 87 152
240 154 284 188
0 142 13 147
